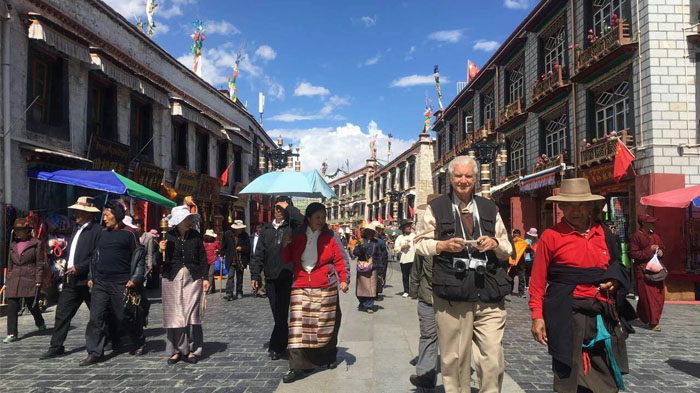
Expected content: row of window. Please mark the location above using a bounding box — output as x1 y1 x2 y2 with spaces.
369 160 416 203
28 43 243 181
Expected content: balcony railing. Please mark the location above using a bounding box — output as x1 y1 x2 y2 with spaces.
457 81 467 93
474 118 495 141
498 97 523 126
575 21 632 74
579 130 633 168
532 66 567 105
533 154 564 173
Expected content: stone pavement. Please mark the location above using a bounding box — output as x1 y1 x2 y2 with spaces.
1 263 699 393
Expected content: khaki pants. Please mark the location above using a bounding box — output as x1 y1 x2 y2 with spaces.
433 296 506 393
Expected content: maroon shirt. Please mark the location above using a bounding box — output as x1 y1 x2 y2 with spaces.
630 230 664 265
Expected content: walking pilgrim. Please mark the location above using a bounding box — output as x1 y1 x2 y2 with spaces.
158 205 209 365
280 202 348 383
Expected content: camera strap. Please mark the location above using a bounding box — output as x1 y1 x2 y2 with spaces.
452 197 487 263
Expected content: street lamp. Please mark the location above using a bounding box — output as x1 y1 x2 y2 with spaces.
386 183 401 222
470 134 507 199
259 135 301 172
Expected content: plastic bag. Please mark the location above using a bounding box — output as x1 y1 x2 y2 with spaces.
645 251 663 273
214 256 228 276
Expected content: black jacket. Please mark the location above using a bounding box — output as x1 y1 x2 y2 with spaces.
250 206 303 281
89 228 145 285
158 229 208 281
429 194 511 303
222 230 251 269
68 220 102 286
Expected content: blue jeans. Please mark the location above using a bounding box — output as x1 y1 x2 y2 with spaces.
358 296 374 309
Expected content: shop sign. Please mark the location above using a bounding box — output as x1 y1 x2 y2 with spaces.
88 137 129 175
581 162 632 189
197 174 221 201
175 169 198 196
134 162 165 191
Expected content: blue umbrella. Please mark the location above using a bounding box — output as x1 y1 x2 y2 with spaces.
240 170 337 198
28 169 176 207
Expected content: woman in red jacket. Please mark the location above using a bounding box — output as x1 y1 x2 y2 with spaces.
281 202 348 383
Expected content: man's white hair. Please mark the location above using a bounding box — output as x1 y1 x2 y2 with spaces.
447 155 477 178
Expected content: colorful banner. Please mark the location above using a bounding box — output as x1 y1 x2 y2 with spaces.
423 106 432 133
519 173 556 192
434 65 444 110
191 20 206 77
146 0 158 37
228 54 244 102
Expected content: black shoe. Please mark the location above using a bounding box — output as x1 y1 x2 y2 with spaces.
40 347 65 359
270 351 282 360
237 291 244 298
224 293 233 301
79 355 101 367
409 371 437 389
184 355 198 364
327 361 338 369
282 369 313 383
167 354 181 365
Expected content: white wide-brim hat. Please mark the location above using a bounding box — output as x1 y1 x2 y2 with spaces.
204 229 217 238
167 205 198 227
122 216 138 229
231 219 246 230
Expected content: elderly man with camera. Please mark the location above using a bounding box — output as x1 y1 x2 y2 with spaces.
415 155 512 393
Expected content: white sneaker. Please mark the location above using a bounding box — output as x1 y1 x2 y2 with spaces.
402 293 409 298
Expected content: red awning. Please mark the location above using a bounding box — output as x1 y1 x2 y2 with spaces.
639 185 700 208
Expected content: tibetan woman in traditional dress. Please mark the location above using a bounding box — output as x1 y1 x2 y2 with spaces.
280 202 348 383
158 205 209 365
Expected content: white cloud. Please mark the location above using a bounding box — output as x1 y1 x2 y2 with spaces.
294 82 330 97
360 16 377 27
103 0 142 18
473 40 500 52
176 43 284 100
427 29 463 43
205 20 241 35
151 23 170 37
504 0 530 9
269 95 349 122
361 54 381 67
405 46 416 61
255 45 277 61
269 122 414 172
390 74 448 88
159 5 182 19
172 0 196 3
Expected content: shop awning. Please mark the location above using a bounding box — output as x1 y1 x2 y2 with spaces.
477 177 520 196
28 19 91 63
172 101 221 133
640 185 700 208
519 164 564 192
90 53 170 108
20 144 93 164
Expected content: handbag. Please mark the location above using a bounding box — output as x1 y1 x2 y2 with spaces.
643 250 668 282
357 257 373 272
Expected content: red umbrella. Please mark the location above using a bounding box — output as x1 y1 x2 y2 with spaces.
639 185 700 208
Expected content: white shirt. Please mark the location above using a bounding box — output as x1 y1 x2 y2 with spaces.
301 227 322 273
67 222 90 269
394 233 416 264
272 219 285 229
252 234 259 254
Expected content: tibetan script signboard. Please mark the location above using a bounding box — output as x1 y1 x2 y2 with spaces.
88 137 129 175
197 174 221 201
134 162 165 191
175 169 198 197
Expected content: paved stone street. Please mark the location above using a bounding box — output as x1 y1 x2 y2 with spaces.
1 264 700 393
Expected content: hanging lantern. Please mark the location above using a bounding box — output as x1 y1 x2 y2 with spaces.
480 164 490 180
500 149 508 164
295 160 301 172
495 155 502 166
287 156 294 168
259 156 266 170
468 150 476 159
277 135 283 147
268 161 272 172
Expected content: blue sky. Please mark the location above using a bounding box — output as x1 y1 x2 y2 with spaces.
105 0 536 173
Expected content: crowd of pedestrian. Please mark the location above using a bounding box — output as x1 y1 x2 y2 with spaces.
2 154 669 392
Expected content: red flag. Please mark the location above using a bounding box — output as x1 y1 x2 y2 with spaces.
388 214 394 222
613 140 634 183
408 205 414 218
468 60 479 83
220 162 232 186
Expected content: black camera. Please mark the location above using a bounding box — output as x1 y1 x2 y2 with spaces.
452 257 469 273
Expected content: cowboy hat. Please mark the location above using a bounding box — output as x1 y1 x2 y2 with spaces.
370 220 385 229
363 222 379 233
122 216 138 230
526 228 538 238
399 219 413 228
167 205 198 227
204 229 218 238
546 178 605 203
231 220 246 230
12 218 31 230
68 196 100 213
637 214 658 224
